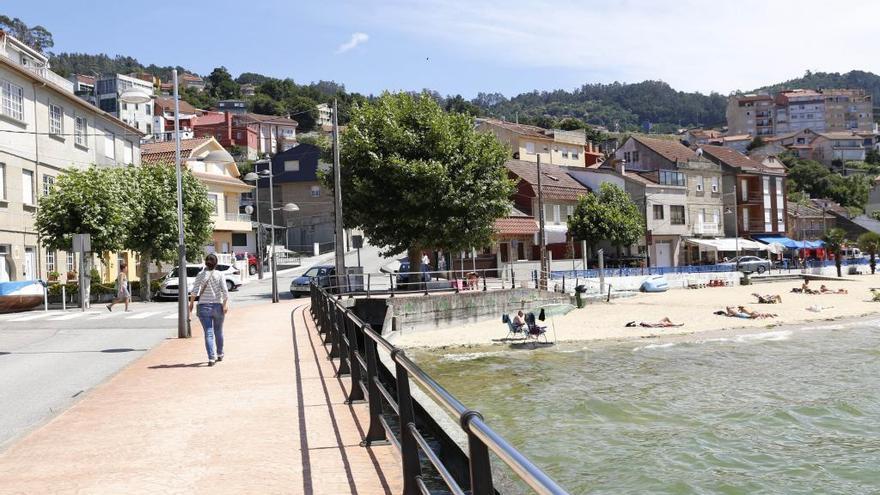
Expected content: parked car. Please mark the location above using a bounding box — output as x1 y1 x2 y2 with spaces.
235 253 258 275
157 264 242 300
290 265 336 297
396 261 453 290
720 256 772 274
840 247 864 260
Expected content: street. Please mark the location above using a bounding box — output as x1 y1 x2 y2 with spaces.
0 243 394 450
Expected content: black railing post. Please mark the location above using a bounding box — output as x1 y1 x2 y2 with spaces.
389 274 395 298
511 267 515 287
462 410 494 495
482 273 487 291
393 350 422 495
361 327 387 446
336 307 351 377
346 313 365 402
328 303 340 359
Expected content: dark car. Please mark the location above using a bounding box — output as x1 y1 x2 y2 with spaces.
290 265 336 297
396 261 431 284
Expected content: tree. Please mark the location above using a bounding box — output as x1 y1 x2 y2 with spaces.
534 115 558 129
858 232 880 274
866 148 880 165
558 117 586 130
206 66 239 99
283 95 318 132
823 228 848 277
123 166 214 300
444 95 481 116
0 16 54 52
568 183 644 262
335 92 513 283
250 94 284 115
746 136 766 152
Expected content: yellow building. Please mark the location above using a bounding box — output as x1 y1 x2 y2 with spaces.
141 137 254 255
475 118 588 168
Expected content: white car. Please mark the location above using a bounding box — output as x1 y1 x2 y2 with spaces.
158 263 241 299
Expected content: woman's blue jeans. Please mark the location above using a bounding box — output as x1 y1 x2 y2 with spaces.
196 303 225 361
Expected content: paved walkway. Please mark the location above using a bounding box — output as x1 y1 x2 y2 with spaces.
0 300 401 494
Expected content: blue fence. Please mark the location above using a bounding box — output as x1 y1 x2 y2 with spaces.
551 258 870 280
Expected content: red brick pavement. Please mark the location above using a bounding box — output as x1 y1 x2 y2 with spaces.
0 300 401 495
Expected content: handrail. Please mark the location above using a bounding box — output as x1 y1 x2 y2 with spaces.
309 282 570 495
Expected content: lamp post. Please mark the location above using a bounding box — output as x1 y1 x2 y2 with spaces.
120 73 189 338
243 171 264 280
725 206 740 261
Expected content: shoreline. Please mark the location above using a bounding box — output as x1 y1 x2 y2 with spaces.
390 275 880 351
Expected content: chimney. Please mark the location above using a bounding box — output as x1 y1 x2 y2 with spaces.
615 159 626 176
225 111 233 144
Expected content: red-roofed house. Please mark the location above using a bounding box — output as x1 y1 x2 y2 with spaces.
193 112 298 159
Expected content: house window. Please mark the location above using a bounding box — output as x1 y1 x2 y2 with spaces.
236 131 244 140
145 104 151 115
42 174 55 196
310 185 320 197
653 204 664 220
146 123 152 135
711 177 719 193
0 163 5 200
632 151 639 163
232 233 248 246
22 169 34 205
124 141 133 165
623 151 631 162
696 175 704 192
1 79 24 121
659 170 686 186
74 116 87 147
284 160 300 172
66 251 75 273
46 251 56 273
104 131 115 159
572 149 579 160
49 104 63 135
207 193 219 215
670 205 685 225
525 142 535 154
553 205 560 224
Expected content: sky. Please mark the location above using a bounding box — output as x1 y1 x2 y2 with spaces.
5 0 880 98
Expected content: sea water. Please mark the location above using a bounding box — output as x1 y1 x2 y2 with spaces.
415 321 880 494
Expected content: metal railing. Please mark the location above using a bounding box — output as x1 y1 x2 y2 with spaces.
224 212 251 223
309 283 569 495
301 268 526 298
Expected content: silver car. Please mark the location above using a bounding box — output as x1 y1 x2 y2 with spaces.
721 255 772 274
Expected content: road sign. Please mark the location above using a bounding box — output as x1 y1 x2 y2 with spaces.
73 233 91 253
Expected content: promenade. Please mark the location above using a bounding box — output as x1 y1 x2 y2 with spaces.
0 300 401 494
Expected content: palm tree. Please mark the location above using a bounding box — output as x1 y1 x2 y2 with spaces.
823 228 848 277
858 232 880 274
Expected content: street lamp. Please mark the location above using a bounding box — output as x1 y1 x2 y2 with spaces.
120 72 189 338
243 170 264 280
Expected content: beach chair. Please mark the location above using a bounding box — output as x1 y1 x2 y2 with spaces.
502 314 526 340
524 312 548 343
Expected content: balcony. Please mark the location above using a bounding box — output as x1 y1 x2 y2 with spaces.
211 212 252 232
226 213 251 223
693 222 720 235
0 48 74 92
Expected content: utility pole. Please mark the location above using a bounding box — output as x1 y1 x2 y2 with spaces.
173 69 190 338
332 99 346 291
537 154 547 290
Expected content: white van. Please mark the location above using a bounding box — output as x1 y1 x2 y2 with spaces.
840 247 863 259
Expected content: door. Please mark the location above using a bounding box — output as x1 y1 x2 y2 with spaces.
23 247 35 280
517 242 526 261
500 242 510 262
654 242 672 267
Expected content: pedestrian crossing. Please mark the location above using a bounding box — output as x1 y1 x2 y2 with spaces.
0 309 180 323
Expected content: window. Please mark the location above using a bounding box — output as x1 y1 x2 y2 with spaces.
236 131 244 140
207 193 219 214
74 115 87 147
632 151 639 163
49 104 63 135
22 169 34 205
659 170 686 186
66 251 75 273
653 204 664 220
561 148 569 159
572 149 579 160
42 174 54 196
145 104 151 115
525 141 535 154
566 205 574 219
623 151 631 162
696 175 704 192
711 176 719 193
232 233 248 246
284 160 300 172
124 141 133 165
310 185 320 197
670 205 685 225
104 131 115 159
553 205 560 224
1 79 24 121
0 163 5 200
46 251 56 273
146 123 152 135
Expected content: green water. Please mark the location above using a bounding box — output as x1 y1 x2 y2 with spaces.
415 322 880 494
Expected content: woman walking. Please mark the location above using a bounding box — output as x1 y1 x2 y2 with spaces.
188 254 229 366
106 262 131 312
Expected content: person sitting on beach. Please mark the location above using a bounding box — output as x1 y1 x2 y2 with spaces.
793 280 820 295
819 284 848 295
512 310 526 331
625 317 683 328
752 293 782 304
738 305 777 319
466 272 479 290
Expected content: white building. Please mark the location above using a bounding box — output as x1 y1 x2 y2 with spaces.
0 31 143 281
95 73 154 137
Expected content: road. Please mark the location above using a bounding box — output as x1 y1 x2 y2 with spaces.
0 243 395 450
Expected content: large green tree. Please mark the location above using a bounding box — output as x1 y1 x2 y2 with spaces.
568 182 644 262
124 165 214 300
336 92 513 281
823 228 848 278
0 16 54 52
206 66 239 99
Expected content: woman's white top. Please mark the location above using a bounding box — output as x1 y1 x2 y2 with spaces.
192 269 229 305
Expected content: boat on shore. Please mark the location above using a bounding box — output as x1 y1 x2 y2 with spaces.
0 280 44 313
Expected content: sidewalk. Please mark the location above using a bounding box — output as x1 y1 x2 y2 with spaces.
0 300 401 494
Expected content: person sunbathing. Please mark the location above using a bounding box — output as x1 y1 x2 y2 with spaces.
819 284 848 294
625 317 684 328
737 305 777 319
752 293 782 304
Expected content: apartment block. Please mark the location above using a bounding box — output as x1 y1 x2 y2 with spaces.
95 73 155 136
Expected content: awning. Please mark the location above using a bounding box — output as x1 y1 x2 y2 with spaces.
754 236 825 249
535 224 568 245
684 237 770 251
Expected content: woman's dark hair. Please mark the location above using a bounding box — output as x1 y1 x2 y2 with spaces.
205 253 218 270
119 262 127 270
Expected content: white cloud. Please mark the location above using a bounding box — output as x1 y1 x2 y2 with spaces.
356 0 880 94
336 32 370 54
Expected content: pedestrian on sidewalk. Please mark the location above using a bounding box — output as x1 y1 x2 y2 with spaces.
188 254 229 366
106 262 131 312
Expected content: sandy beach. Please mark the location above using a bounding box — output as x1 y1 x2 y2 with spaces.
389 274 880 349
